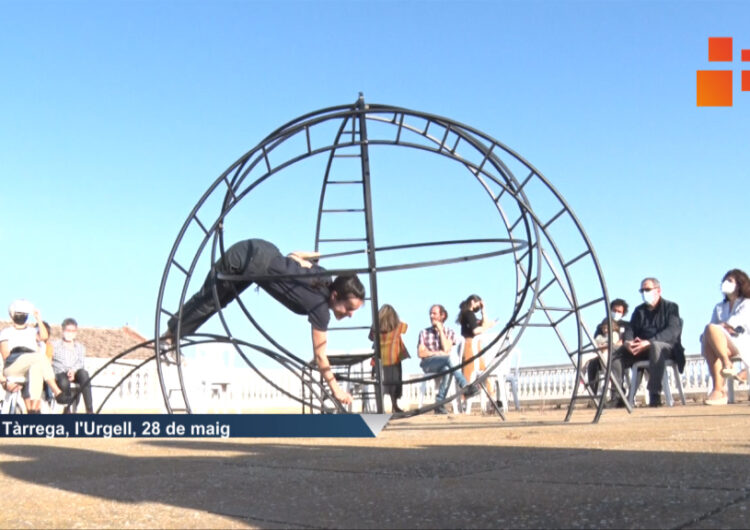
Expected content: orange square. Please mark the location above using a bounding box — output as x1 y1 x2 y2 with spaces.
743 49 750 61
697 70 732 106
708 37 732 62
743 71 750 92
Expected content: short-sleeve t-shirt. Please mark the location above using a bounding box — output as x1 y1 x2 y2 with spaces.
257 254 332 331
0 325 39 352
0 325 39 365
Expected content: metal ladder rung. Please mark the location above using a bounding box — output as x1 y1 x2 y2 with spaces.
321 208 364 213
327 180 364 184
318 238 367 243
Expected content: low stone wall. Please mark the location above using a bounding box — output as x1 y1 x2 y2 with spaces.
82 354 743 413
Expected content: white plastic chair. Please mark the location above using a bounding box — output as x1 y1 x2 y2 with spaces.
460 332 520 414
726 355 745 404
502 345 522 412
627 359 685 407
1 376 28 414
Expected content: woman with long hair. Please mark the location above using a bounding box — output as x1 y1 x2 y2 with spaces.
369 304 409 413
703 269 750 406
457 294 498 401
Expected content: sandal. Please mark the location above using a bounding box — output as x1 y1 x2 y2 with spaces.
721 366 739 378
705 394 728 406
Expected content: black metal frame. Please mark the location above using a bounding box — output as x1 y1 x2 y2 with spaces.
143 93 628 421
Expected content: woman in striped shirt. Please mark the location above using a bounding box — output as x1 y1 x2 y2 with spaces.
369 304 409 413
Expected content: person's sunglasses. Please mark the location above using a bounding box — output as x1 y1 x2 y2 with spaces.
639 287 656 293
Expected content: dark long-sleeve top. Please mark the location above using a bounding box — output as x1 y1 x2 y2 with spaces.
624 298 682 345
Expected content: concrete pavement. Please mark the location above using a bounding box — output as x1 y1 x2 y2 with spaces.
1 404 749 529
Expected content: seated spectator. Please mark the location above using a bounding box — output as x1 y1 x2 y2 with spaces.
457 294 498 402
368 304 409 413
38 321 55 402
0 299 64 412
702 269 750 406
417 304 479 414
587 298 630 397
610 278 685 407
51 317 94 413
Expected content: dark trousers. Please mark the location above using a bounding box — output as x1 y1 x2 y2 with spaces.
587 358 603 394
167 239 278 336
382 364 403 401
611 341 676 396
56 369 94 413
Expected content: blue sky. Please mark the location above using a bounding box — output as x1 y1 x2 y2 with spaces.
2 0 749 373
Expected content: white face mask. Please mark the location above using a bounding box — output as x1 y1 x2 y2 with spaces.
642 290 657 305
63 331 77 342
612 312 623 321
721 280 736 296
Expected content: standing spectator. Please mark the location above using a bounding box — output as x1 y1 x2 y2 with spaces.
702 269 750 406
457 294 498 402
418 304 478 414
51 318 94 413
369 304 409 413
611 278 685 407
0 299 64 413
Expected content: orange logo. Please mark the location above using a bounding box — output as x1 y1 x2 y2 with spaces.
697 37 750 106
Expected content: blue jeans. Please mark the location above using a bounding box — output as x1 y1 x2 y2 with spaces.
420 355 468 401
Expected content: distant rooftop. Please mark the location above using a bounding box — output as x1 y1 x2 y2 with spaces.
0 321 153 360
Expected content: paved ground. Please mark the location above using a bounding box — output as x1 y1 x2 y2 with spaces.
1 403 749 529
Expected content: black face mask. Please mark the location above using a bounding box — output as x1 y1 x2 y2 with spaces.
11 313 28 325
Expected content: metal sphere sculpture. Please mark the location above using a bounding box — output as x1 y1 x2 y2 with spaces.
154 94 620 422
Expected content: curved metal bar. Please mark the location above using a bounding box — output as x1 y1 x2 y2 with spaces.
215 244 526 282
316 237 527 259
154 94 611 422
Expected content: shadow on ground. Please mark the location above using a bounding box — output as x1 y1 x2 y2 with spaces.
1 437 749 529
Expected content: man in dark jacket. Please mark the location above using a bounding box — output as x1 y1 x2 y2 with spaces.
611 277 685 407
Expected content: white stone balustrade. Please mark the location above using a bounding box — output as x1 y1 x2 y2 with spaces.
82 354 738 412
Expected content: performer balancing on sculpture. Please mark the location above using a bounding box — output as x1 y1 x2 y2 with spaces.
163 238 366 405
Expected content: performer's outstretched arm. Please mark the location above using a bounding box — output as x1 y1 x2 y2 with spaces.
311 328 353 405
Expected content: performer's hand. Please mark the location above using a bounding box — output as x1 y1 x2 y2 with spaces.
334 387 353 405
288 250 320 269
